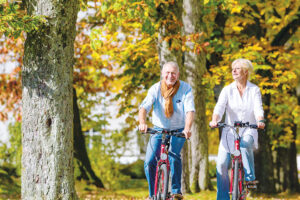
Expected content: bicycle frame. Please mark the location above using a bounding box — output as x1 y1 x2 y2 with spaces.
229 127 245 199
142 128 185 200
154 133 170 197
216 121 258 200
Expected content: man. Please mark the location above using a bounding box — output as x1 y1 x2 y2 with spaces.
139 61 195 200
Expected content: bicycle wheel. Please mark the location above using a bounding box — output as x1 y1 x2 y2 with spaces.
155 163 169 200
232 159 239 200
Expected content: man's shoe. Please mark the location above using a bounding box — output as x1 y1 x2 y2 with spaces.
172 193 183 200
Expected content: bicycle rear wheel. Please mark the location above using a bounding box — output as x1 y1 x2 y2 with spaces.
232 159 239 200
155 163 169 200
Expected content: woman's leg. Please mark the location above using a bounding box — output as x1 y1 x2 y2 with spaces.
240 135 255 181
216 148 231 200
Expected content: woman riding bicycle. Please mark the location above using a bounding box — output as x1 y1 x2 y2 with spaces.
139 61 195 200
209 58 265 200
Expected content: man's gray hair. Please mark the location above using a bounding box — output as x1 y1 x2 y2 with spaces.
162 61 179 72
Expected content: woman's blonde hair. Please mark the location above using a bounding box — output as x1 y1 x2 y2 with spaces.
232 58 253 80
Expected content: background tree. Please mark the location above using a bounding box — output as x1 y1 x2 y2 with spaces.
204 0 300 193
22 0 79 199
182 0 211 192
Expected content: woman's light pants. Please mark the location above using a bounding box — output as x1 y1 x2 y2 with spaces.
216 135 255 200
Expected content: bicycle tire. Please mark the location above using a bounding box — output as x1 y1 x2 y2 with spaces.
232 159 239 200
155 163 169 200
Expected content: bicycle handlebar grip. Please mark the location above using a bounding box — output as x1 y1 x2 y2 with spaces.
249 124 258 129
146 128 157 134
217 122 225 128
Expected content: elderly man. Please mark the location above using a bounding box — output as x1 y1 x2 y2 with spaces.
139 61 195 200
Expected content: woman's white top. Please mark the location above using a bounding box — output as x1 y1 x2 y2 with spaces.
213 81 264 152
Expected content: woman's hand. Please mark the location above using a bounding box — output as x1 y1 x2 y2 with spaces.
257 122 265 129
209 121 218 128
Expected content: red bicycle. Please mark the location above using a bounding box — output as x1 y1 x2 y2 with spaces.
215 121 258 200
142 128 185 200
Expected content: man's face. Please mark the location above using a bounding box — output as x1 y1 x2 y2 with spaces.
162 64 179 87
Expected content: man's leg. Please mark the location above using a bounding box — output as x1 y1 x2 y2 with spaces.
240 135 255 181
169 135 186 195
144 133 162 198
216 148 231 200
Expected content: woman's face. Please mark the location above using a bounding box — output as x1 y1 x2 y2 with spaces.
232 65 248 81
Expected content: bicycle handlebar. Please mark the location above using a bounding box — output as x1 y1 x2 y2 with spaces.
141 128 186 138
212 121 258 129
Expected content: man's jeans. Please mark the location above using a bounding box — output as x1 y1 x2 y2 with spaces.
216 135 255 200
144 127 185 197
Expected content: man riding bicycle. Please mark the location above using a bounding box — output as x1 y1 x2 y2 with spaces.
138 61 195 200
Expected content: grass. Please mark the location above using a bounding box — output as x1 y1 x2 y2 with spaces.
76 179 300 200
1 177 299 199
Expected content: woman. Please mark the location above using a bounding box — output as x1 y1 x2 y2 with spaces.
209 58 265 200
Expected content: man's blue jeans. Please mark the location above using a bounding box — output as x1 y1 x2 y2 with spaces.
144 127 186 197
216 135 255 200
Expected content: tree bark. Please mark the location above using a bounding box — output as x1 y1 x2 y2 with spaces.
180 143 191 194
156 1 184 71
22 0 79 199
156 0 186 192
182 0 212 192
73 88 104 188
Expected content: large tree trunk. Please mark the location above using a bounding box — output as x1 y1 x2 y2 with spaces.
180 143 191 194
22 0 79 199
156 0 186 192
157 1 184 70
73 88 104 188
254 95 276 193
182 0 211 192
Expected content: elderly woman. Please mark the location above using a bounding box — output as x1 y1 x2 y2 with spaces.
209 58 265 200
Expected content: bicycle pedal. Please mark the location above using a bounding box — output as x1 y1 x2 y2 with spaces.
247 184 257 189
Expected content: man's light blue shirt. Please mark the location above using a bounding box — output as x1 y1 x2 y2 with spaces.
140 80 195 130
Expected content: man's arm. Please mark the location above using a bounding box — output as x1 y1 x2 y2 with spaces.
138 107 148 133
183 111 195 139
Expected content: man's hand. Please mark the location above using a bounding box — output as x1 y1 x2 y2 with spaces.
183 129 191 139
139 108 148 133
139 123 148 133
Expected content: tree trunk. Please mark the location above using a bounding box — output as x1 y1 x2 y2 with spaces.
22 0 79 199
73 88 104 188
254 94 276 193
181 143 191 194
255 13 300 193
287 89 300 192
182 0 212 192
156 1 184 71
156 0 186 192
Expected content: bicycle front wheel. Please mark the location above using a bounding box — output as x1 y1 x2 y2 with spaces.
155 163 169 200
232 159 239 200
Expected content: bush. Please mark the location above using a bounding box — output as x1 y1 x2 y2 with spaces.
120 159 145 179
209 160 217 178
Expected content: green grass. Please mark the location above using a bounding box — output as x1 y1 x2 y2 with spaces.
76 179 300 200
1 177 299 199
